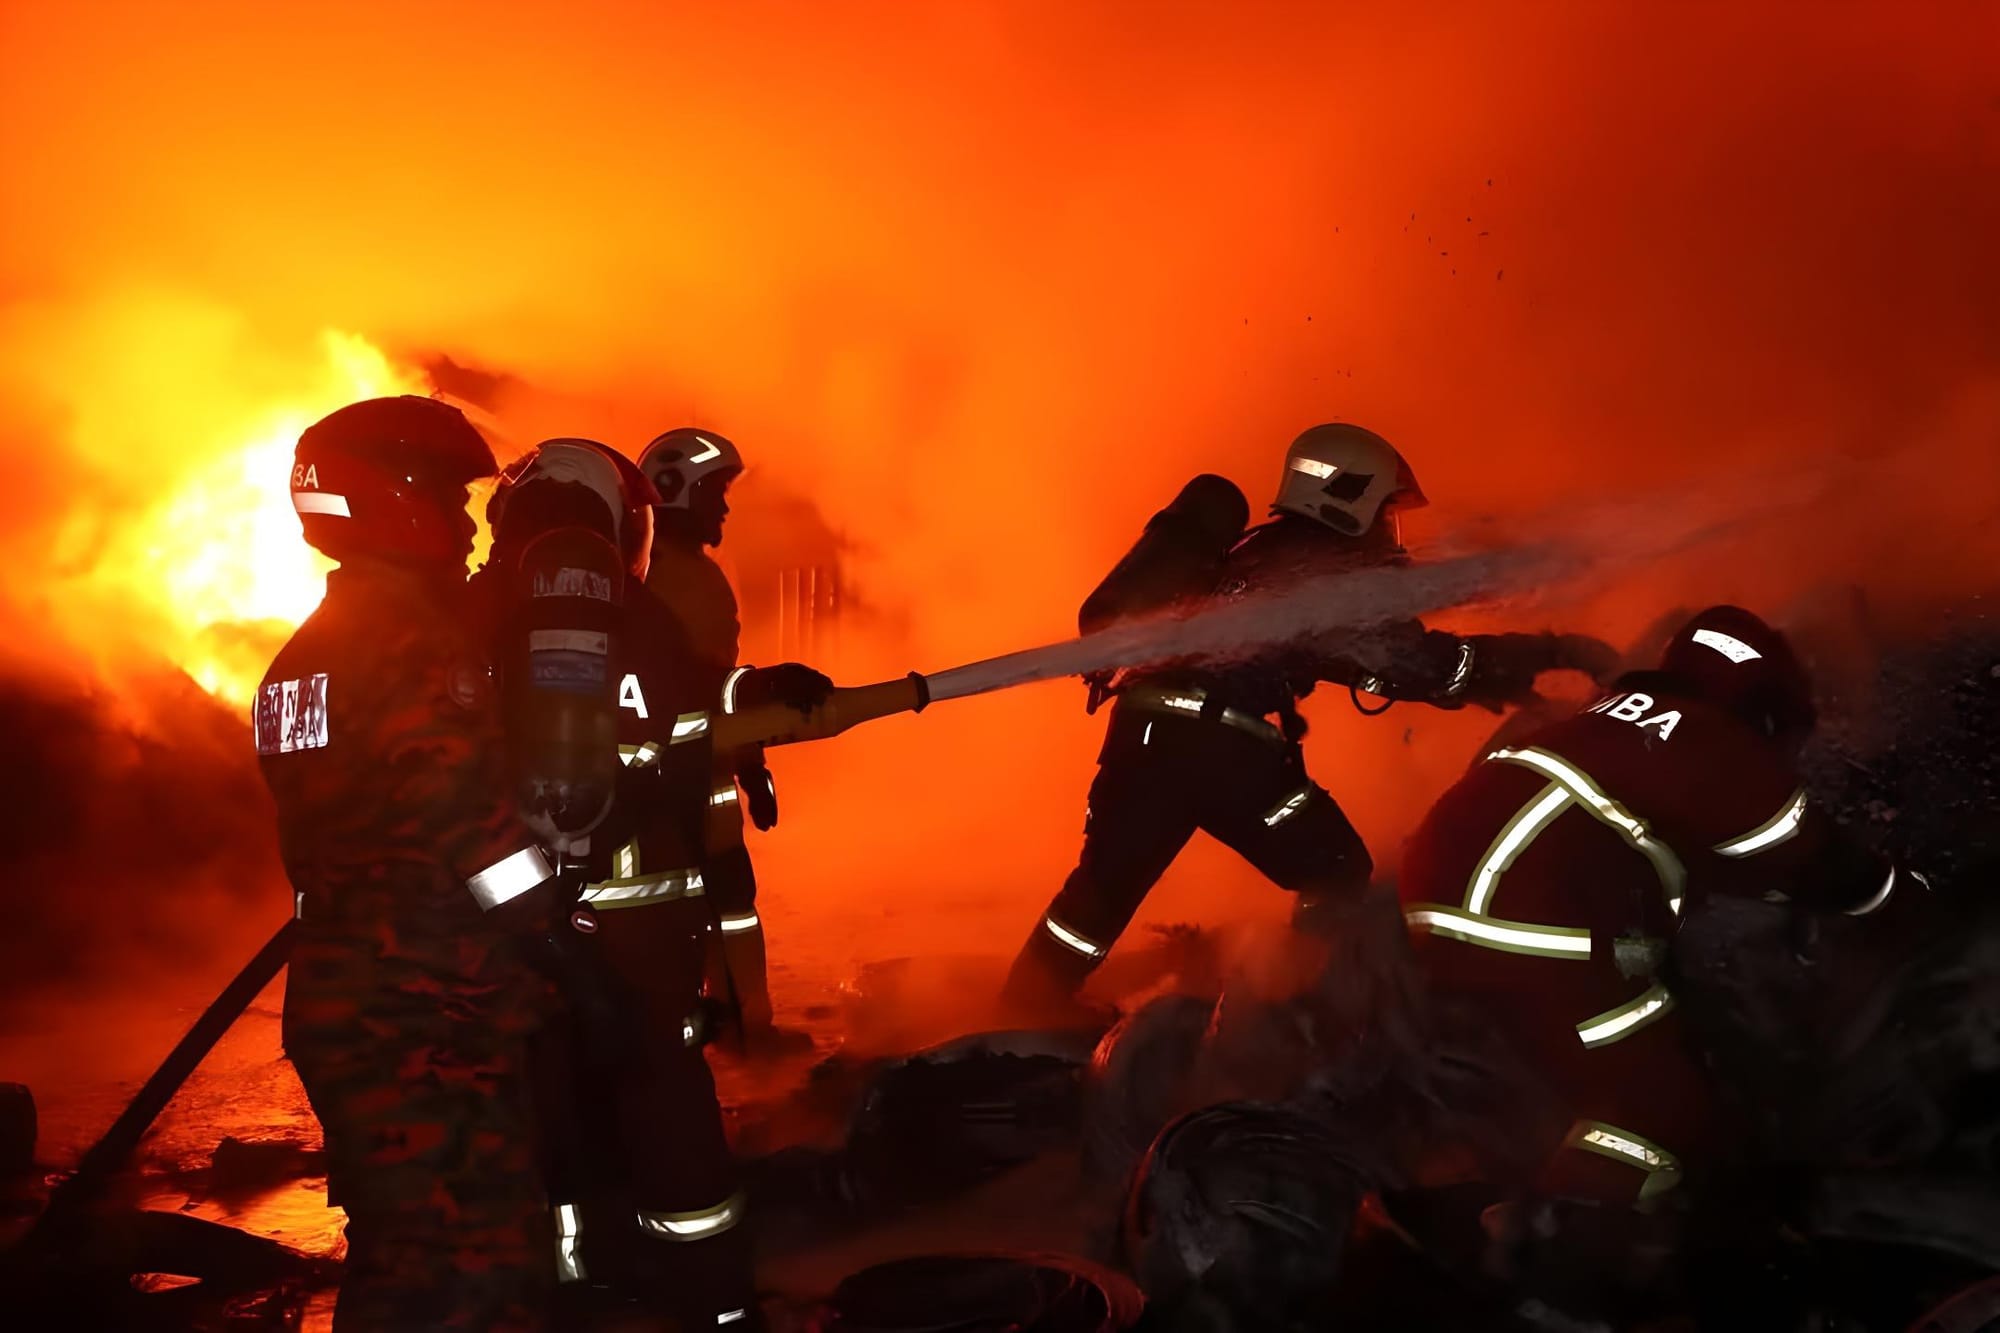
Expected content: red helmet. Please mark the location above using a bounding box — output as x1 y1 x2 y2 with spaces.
292 396 496 565
1659 605 1817 748
486 438 661 579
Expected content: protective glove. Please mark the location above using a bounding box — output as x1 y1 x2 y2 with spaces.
738 751 780 831
731 662 834 715
1550 633 1623 683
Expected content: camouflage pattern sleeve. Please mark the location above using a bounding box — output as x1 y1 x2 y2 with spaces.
371 613 549 912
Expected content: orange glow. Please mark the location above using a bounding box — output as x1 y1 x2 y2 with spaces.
30 327 428 704
134 333 423 701
0 3 1995 1036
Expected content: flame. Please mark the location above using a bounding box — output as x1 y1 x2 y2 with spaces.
119 331 427 705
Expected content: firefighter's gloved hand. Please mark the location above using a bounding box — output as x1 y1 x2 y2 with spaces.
739 754 780 831
734 663 834 715
1462 633 1562 706
1551 633 1622 683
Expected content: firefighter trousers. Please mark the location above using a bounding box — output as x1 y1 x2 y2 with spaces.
537 895 757 1330
1003 699 1375 1008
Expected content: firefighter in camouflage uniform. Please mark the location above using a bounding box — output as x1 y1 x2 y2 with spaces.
256 397 562 1331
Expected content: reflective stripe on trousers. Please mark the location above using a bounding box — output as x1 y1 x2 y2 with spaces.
1562 1118 1683 1200
1041 913 1106 959
1262 785 1312 828
554 1202 585 1283
636 1190 745 1241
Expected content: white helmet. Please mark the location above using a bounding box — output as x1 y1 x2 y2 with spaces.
487 437 659 578
1271 423 1427 537
639 427 744 510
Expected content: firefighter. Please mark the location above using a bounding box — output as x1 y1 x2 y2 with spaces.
480 438 829 1332
638 426 809 1051
1002 423 1618 1014
1399 604 1919 1214
255 396 563 1331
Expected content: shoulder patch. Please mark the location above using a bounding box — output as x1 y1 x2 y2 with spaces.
254 674 330 755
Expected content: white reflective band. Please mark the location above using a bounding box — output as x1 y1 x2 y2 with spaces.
1493 747 1686 914
577 869 705 909
467 846 554 911
721 666 753 715
613 840 639 880
1160 694 1203 713
687 436 724 465
292 491 351 517
1406 903 1593 959
671 712 711 742
1043 914 1106 958
1445 641 1477 697
637 1191 744 1240
719 911 761 934
1289 456 1338 479
1141 722 1154 745
1713 789 1807 858
528 628 608 655
619 741 662 768
1564 1118 1683 1199
1846 866 1897 917
555 1202 586 1282
711 786 739 806
1692 627 1762 663
1466 782 1571 915
1263 787 1312 827
294 890 305 921
1576 983 1675 1049
717 1309 748 1325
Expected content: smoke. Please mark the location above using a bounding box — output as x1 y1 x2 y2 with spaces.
1 4 1996 1016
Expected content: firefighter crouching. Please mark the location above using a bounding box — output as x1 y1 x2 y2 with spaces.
1003 424 1620 1016
257 397 566 1331
1400 605 1924 1228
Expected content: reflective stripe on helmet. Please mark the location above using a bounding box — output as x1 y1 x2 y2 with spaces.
1289 457 1338 479
1406 903 1592 959
717 1311 749 1326
719 911 760 934
1492 746 1686 914
1563 1118 1683 1199
1262 787 1313 827
711 785 739 807
577 868 705 910
671 712 710 743
1465 781 1572 916
292 491 352 517
1043 914 1106 958
467 846 553 911
1576 983 1675 1049
636 1191 744 1241
1691 627 1762 663
554 1203 586 1283
1713 789 1807 858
